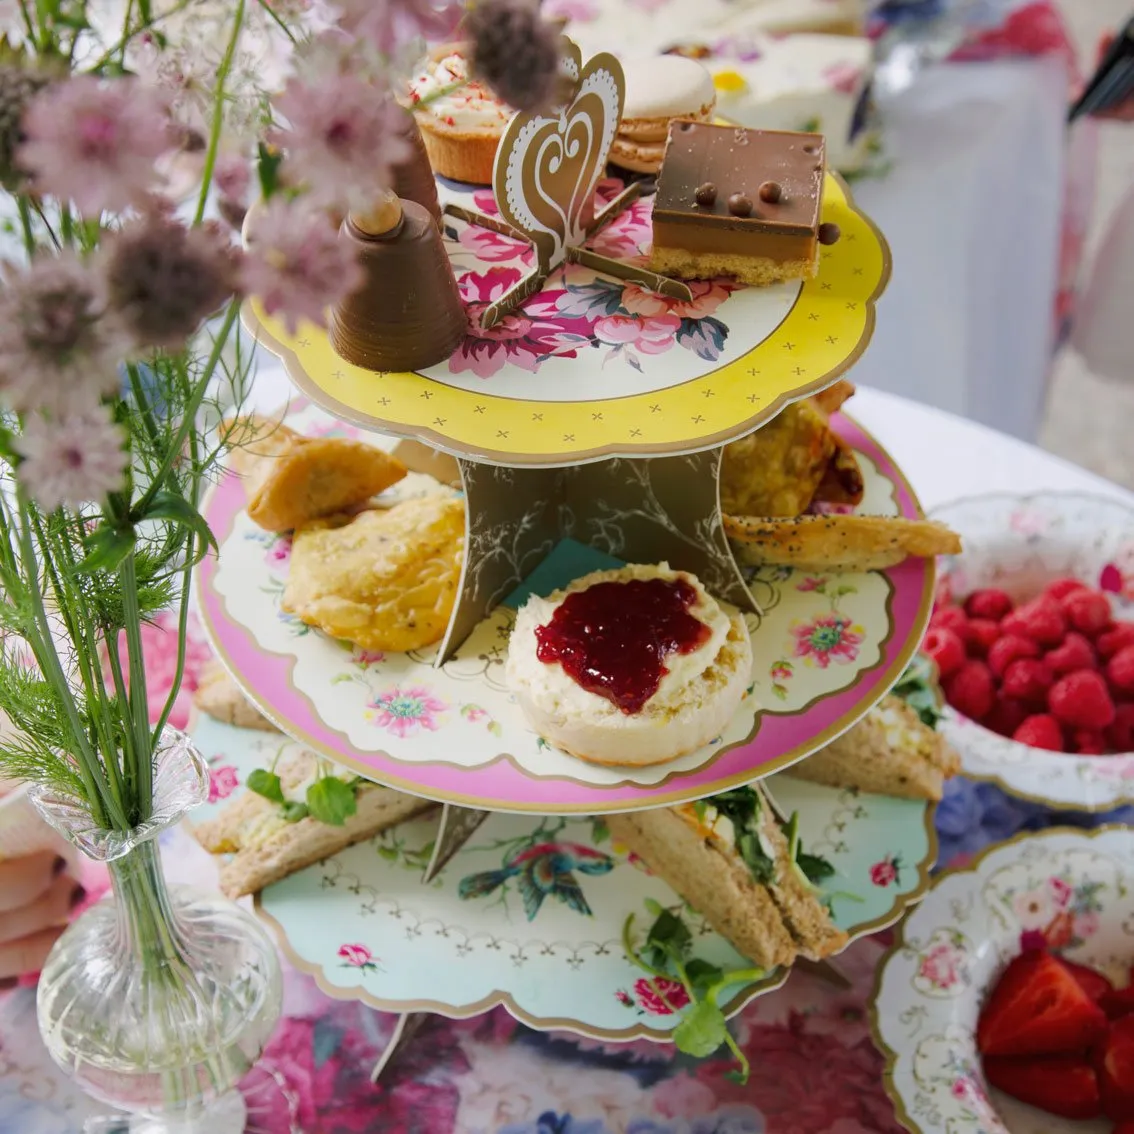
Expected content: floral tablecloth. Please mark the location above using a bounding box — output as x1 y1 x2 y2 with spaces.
5 598 1134 1134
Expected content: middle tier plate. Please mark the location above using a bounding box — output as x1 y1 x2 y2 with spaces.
197 403 932 813
244 172 890 467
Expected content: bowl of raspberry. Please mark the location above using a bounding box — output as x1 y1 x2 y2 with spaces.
926 492 1134 811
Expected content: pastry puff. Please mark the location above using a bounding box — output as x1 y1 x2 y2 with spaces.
229 416 408 533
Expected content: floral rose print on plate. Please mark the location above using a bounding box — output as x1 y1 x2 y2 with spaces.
870 854 902 888
338 943 381 973
912 930 973 998
207 763 239 803
792 613 866 669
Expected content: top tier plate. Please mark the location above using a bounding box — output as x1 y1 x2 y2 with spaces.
245 172 890 467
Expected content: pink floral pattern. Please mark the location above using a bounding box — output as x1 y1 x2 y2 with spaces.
207 764 239 803
870 856 901 888
917 943 967 992
446 181 738 377
791 614 865 669
338 943 381 972
1013 874 1106 952
632 977 690 1016
365 685 447 737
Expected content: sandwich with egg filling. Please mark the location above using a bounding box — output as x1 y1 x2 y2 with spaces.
607 783 846 969
786 659 959 800
194 749 434 898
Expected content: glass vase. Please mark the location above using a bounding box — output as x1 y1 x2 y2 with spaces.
27 729 283 1134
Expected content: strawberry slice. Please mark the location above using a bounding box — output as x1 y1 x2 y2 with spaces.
1095 1016 1134 1121
977 950 1108 1056
1102 986 1134 1020
983 1053 1101 1120
1115 1123 1134 1134
1062 958 1115 1003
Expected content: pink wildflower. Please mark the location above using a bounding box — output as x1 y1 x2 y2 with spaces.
273 73 412 209
0 253 127 415
14 407 128 511
241 199 364 334
332 0 464 54
20 76 172 214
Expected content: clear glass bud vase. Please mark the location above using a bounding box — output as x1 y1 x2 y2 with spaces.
27 730 283 1134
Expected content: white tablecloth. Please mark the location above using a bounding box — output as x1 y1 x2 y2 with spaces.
850 57 1069 443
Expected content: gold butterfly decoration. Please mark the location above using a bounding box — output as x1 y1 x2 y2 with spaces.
446 39 691 330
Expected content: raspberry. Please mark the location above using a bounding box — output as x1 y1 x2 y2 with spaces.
1001 658 1055 706
1073 729 1108 755
988 634 1040 678
1109 704 1134 751
1061 590 1113 636
1012 714 1065 751
965 618 1001 658
1045 577 1089 601
1098 623 1134 661
985 697 1030 738
1046 632 1098 676
1001 597 1067 646
1048 670 1117 731
930 605 969 637
1107 646 1134 697
922 627 966 677
944 660 995 722
965 588 1014 621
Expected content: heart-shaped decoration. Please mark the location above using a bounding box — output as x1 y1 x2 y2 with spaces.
494 40 624 275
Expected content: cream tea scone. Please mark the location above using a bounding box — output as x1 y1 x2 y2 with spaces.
505 563 752 767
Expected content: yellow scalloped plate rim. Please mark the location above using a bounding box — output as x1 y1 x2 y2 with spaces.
244 172 890 466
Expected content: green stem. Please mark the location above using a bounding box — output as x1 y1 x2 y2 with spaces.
255 0 297 44
16 198 36 259
12 489 119 829
16 0 35 41
151 535 195 744
134 301 240 519
193 0 247 226
103 631 138 800
84 0 197 74
120 552 153 822
31 510 128 819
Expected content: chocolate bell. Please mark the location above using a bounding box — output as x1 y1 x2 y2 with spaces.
329 193 468 373
393 113 443 229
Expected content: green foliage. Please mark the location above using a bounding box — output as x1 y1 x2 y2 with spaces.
622 905 767 1083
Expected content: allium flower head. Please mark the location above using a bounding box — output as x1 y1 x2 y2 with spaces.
19 75 173 214
15 407 128 512
273 72 413 210
466 0 564 113
332 0 464 55
0 63 53 190
241 199 365 334
0 253 128 416
103 207 242 352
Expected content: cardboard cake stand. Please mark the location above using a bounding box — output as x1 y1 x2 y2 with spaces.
210 39 916 1078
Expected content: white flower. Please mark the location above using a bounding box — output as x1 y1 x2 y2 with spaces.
15 408 128 511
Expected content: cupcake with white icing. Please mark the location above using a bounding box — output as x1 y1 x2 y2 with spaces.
408 47 514 185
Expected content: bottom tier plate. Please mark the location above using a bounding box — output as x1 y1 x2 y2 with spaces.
191 712 938 1042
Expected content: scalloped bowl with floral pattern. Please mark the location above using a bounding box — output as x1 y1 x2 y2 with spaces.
871 825 1134 1134
930 491 1134 811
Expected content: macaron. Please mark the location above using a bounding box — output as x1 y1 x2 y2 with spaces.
610 55 717 175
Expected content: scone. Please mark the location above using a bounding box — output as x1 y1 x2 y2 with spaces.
609 55 717 175
283 491 465 652
409 47 513 184
505 563 752 766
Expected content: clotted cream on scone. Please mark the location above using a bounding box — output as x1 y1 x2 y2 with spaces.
505 563 752 766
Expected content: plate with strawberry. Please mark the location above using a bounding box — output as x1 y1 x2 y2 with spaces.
872 826 1134 1134
927 492 1134 810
